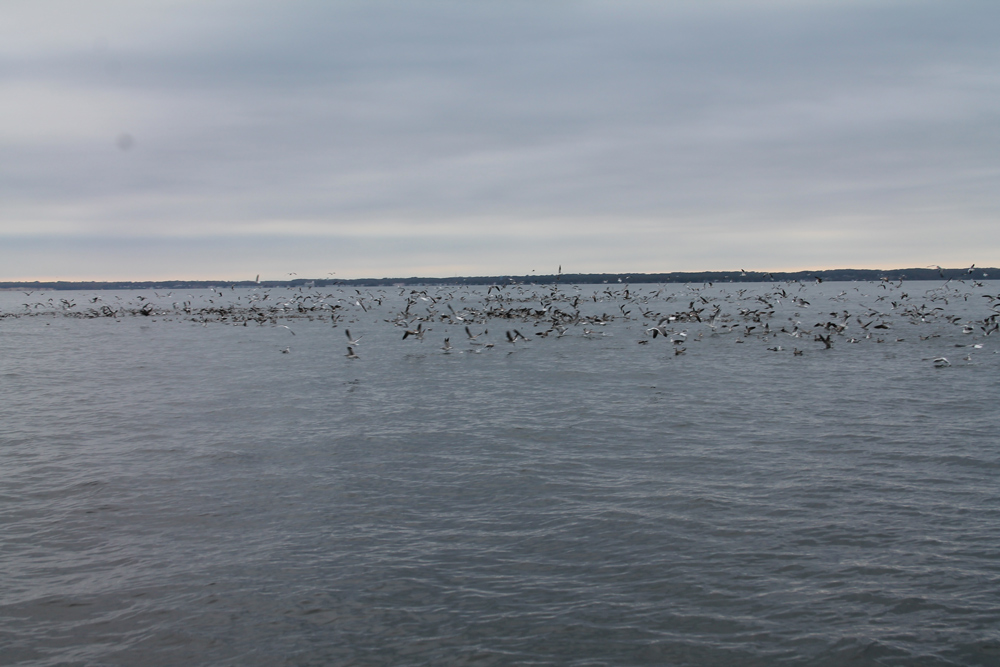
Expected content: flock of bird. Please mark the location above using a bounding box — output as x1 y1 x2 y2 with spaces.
4 277 998 366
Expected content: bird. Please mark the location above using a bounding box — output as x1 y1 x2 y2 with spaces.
277 325 295 335
345 346 359 359
403 323 424 340
345 329 362 345
442 338 453 352
506 330 529 343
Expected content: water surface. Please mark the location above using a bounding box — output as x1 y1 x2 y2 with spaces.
2 280 999 665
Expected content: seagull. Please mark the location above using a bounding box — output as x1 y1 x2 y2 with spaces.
345 329 362 345
403 323 424 340
345 346 359 359
277 325 295 335
281 347 290 354
505 330 530 343
442 338 453 353
932 357 950 367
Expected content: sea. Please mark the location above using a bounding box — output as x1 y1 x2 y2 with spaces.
1 279 998 666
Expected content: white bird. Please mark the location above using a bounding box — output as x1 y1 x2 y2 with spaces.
345 329 362 345
465 326 488 342
345 346 359 359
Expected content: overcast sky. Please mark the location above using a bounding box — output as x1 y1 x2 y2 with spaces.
2 1 997 280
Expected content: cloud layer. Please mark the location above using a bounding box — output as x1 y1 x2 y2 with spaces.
2 1 998 279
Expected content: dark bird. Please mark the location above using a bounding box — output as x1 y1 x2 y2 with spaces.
403 323 424 340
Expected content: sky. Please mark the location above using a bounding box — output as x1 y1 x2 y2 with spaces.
2 0 998 281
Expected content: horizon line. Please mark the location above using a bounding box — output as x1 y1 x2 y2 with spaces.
0 266 993 289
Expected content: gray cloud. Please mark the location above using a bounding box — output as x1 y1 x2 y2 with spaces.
2 1 998 279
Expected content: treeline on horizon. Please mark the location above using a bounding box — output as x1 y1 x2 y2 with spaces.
0 267 993 291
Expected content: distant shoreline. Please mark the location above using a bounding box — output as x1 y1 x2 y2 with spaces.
0 267 993 290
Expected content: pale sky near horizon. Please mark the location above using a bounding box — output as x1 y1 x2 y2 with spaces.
2 1 998 280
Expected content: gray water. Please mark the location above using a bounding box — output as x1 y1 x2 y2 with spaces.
2 281 999 666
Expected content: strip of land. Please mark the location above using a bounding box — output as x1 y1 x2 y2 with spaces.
0 267 993 290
